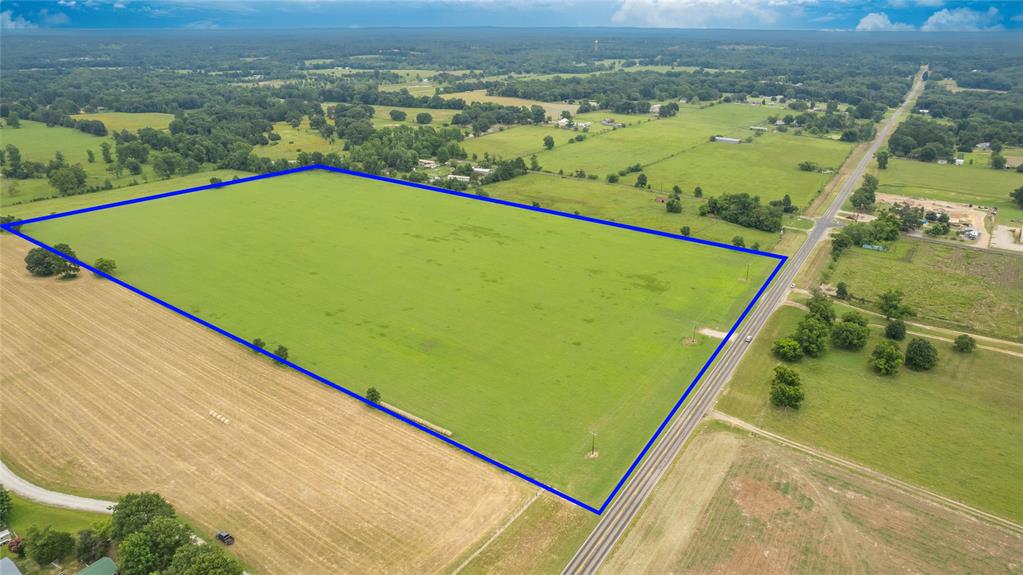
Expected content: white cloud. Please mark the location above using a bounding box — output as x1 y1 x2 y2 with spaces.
921 6 1002 31
113 1 126 8
39 8 71 25
56 0 77 6
889 0 944 7
856 11 914 31
184 19 220 29
1010 13 1023 22
1 10 36 28
612 0 818 28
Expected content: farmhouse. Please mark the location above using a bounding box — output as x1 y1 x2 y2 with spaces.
418 159 438 169
649 104 661 115
954 158 965 166
76 558 118 575
447 174 471 182
600 118 624 128
775 119 786 126
577 121 592 130
713 136 741 144
472 167 491 176
556 118 571 128
917 108 930 115
976 142 991 150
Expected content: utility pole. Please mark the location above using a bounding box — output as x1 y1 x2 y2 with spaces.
591 431 597 456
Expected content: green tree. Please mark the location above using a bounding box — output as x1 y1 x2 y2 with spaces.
543 135 554 150
119 532 160 575
679 226 690 236
835 281 849 300
771 337 803 362
904 337 938 371
1010 186 1023 209
274 345 289 361
769 365 804 409
885 319 907 341
0 484 11 527
87 149 96 163
794 315 830 357
831 321 869 351
840 311 868 327
415 112 433 125
388 109 407 121
731 235 745 248
878 289 912 320
100 142 113 163
991 153 1006 170
693 186 703 198
875 149 889 169
953 334 976 353
48 165 88 196
111 492 175 540
6 112 20 128
806 289 835 325
165 543 243 575
25 526 74 565
870 340 903 375
635 173 647 188
140 516 192 571
529 155 540 171
251 338 266 351
666 196 682 213
93 258 117 277
75 528 110 564
606 173 619 183
366 387 381 403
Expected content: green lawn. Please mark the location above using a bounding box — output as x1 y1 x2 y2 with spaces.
463 126 565 160
441 90 577 118
717 305 1023 523
634 132 852 208
70 112 175 132
484 173 785 251
0 120 163 206
22 169 776 505
830 238 1023 341
3 492 107 535
876 157 1023 225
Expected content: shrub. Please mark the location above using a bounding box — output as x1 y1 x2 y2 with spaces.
840 311 869 327
904 337 938 371
885 319 906 341
794 315 830 357
771 337 804 362
769 365 804 409
870 340 903 375
953 334 976 353
25 526 74 565
831 321 869 351
366 387 381 403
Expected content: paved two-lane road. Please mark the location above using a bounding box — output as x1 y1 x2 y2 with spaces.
562 68 927 575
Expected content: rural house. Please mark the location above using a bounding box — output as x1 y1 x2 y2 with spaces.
447 174 471 182
472 167 491 175
76 557 119 575
418 159 438 169
649 104 661 115
713 136 741 144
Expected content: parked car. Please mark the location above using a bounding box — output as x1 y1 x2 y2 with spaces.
216 531 235 545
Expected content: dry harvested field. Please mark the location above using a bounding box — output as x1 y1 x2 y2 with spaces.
0 236 528 574
603 422 1023 574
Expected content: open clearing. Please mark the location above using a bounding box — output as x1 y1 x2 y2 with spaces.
70 112 175 132
603 422 1023 573
442 90 577 118
0 121 162 206
370 106 459 128
874 157 1023 226
716 304 1023 522
829 237 1023 341
0 236 526 574
19 169 775 505
254 118 336 160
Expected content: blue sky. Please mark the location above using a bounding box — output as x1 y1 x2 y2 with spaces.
2 0 1021 31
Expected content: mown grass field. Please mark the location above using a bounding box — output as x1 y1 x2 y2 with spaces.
2 492 106 535
442 89 578 118
2 170 249 221
483 173 788 251
370 106 459 128
829 238 1023 341
1 121 161 205
634 132 852 208
462 125 565 160
24 169 776 505
875 157 1023 225
70 111 175 132
717 305 1023 522
253 119 337 160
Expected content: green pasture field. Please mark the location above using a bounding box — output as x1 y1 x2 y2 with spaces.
23 170 776 505
2 170 249 221
70 111 175 132
634 132 852 208
1 120 162 206
829 237 1023 341
442 90 578 118
717 305 1023 523
378 82 437 97
371 106 459 129
874 158 1023 225
254 119 336 160
483 173 786 251
534 104 773 178
462 126 565 160
2 492 107 535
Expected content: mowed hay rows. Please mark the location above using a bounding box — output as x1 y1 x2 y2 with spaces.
0 237 527 574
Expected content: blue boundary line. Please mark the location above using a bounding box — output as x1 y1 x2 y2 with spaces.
2 165 786 515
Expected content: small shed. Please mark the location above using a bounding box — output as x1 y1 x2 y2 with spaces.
713 136 741 144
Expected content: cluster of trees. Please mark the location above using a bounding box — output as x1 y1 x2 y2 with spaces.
849 174 878 212
831 210 901 260
888 117 958 162
112 493 243 575
912 84 1023 148
769 365 804 409
699 192 783 232
24 244 80 279
1 145 112 197
250 338 290 362
769 106 876 142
